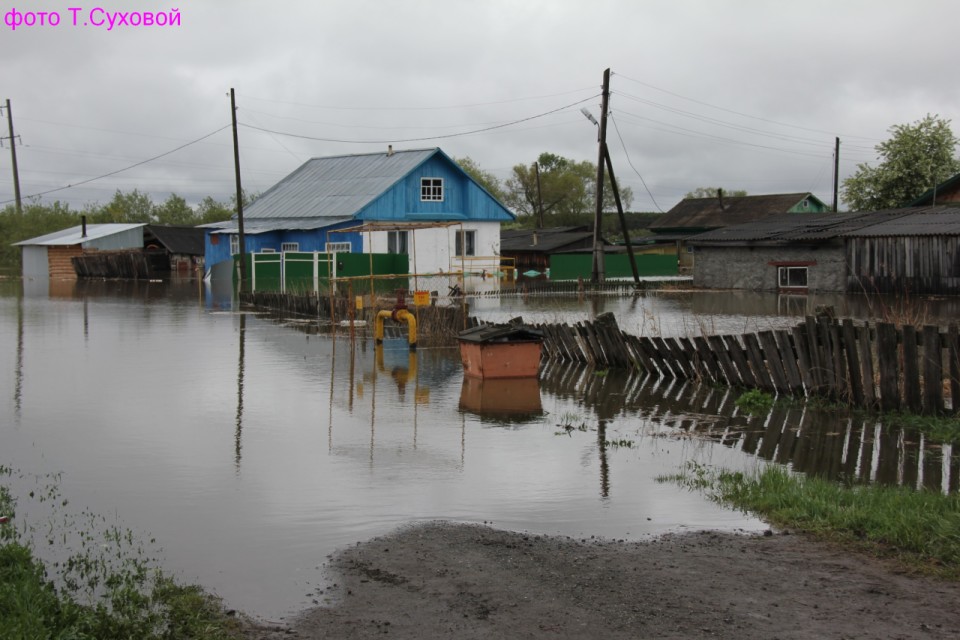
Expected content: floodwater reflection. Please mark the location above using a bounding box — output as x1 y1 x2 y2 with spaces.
1 281 956 622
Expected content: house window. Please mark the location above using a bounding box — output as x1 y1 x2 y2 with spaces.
778 266 808 289
421 177 443 202
456 230 476 257
326 242 351 254
230 234 239 255
281 242 300 253
387 231 408 254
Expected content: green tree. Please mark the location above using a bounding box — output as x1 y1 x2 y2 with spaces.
195 196 233 224
155 193 196 225
94 189 156 223
684 187 748 199
842 114 960 211
455 156 506 202
504 152 632 227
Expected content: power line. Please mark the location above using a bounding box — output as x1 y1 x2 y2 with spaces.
237 86 598 112
609 114 664 213
613 72 881 142
238 96 600 145
0 125 231 205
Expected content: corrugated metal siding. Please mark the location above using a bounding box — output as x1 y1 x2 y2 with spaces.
21 246 49 279
88 226 144 251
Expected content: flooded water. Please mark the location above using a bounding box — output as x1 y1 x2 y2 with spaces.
0 279 955 620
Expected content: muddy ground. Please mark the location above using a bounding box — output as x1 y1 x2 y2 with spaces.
244 521 960 639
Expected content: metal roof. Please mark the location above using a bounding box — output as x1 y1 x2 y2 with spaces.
841 208 960 237
13 223 146 246
650 193 823 230
144 224 206 255
500 231 596 253
688 206 960 244
242 148 439 220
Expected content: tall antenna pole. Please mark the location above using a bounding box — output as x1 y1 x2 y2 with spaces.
590 68 611 283
230 88 247 292
3 99 22 214
832 136 840 212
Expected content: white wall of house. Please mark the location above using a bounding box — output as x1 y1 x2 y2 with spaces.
362 221 502 274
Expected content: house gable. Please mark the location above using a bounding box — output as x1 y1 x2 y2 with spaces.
357 149 514 222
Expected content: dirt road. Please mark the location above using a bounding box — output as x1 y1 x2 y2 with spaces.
245 521 959 639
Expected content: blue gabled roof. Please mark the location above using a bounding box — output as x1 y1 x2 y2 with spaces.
244 148 439 220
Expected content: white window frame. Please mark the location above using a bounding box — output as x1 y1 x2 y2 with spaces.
420 177 443 202
260 248 276 254
325 242 352 254
456 229 476 257
778 266 808 289
229 234 239 256
280 242 300 253
387 231 409 254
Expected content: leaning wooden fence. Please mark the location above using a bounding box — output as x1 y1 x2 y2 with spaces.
532 312 960 416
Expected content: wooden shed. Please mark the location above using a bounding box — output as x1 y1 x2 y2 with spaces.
14 222 146 280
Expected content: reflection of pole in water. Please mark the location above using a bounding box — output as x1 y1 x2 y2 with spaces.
329 336 337 453
370 345 379 467
598 419 610 499
14 290 24 418
234 313 246 471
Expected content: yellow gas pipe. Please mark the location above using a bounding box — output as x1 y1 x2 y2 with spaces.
375 308 417 351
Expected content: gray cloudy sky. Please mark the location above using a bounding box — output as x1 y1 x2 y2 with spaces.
2 0 958 213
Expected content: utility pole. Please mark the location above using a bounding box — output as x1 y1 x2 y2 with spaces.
832 137 840 212
533 161 545 229
602 147 639 285
230 88 247 292
590 68 611 283
2 99 22 214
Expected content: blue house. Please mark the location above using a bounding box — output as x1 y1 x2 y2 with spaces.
204 147 515 280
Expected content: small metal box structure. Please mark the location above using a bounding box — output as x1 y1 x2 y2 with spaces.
458 321 543 379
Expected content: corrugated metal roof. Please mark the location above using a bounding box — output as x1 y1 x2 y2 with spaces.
13 223 146 246
243 148 438 220
144 225 206 255
841 208 960 236
650 193 822 230
688 206 960 244
500 231 596 253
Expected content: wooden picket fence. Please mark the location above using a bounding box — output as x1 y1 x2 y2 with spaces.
533 312 960 415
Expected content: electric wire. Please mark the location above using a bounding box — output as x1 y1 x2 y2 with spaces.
613 72 881 142
609 114 664 213
238 96 600 144
237 86 599 112
0 125 231 205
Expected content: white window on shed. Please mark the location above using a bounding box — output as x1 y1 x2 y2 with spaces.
281 242 300 253
778 266 808 289
420 177 443 201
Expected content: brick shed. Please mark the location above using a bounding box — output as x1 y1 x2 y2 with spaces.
14 222 146 280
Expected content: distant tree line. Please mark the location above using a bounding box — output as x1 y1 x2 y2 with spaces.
0 189 255 273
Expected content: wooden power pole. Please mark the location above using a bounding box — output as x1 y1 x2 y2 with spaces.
230 88 247 292
3 99 22 214
833 137 840 212
590 69 611 283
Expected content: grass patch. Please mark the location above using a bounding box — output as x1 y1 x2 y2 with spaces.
734 389 775 415
0 469 246 639
662 462 960 578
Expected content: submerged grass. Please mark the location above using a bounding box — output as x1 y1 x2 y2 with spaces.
662 463 960 579
0 470 246 640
